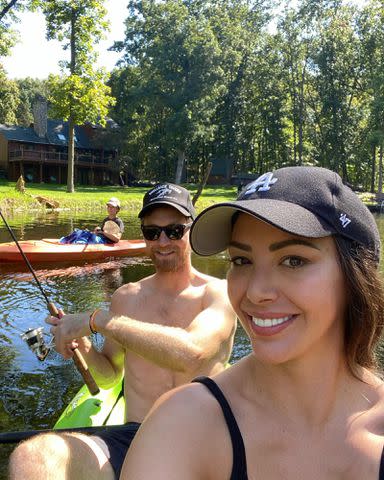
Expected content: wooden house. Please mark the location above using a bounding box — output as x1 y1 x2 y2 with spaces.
0 98 120 185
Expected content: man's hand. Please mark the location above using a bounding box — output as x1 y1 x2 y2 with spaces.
45 313 92 359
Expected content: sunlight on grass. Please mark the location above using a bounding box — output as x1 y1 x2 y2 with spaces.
0 180 238 213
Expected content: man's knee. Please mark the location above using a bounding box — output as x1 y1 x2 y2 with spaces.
9 431 115 480
9 433 70 479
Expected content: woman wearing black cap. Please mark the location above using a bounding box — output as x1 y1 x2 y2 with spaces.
121 166 384 480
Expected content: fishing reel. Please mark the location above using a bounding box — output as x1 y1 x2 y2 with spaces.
21 327 54 361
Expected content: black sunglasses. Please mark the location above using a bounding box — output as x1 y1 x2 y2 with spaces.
141 222 193 241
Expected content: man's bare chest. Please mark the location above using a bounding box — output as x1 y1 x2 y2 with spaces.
131 290 204 328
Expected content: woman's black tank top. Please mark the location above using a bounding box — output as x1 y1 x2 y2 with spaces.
192 376 248 480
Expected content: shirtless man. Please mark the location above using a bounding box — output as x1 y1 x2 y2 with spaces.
8 183 236 480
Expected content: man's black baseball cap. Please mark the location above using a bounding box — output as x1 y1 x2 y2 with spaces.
190 166 380 260
138 183 196 219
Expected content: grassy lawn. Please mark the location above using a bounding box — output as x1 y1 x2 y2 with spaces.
1 179 376 214
0 180 238 214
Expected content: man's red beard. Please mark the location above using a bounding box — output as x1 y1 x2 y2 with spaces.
149 246 188 272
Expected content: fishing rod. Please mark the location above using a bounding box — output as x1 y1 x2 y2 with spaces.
0 209 99 395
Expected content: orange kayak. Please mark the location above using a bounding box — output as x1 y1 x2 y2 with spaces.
0 238 148 263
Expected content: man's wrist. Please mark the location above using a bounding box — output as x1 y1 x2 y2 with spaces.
89 308 102 334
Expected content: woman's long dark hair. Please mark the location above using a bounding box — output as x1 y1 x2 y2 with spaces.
334 236 384 377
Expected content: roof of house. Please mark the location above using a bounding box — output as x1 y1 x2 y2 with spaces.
0 120 94 150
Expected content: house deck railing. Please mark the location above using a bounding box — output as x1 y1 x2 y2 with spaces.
8 148 118 168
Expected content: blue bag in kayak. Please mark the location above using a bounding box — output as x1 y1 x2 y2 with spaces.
59 229 107 244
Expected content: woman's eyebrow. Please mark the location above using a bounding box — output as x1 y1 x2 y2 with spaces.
228 240 252 252
269 238 321 252
229 238 321 253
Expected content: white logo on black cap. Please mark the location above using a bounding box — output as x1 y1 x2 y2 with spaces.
244 172 278 195
150 184 180 201
149 185 172 201
339 213 351 228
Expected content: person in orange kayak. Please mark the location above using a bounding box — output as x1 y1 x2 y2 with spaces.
94 197 124 243
9 183 237 480
59 197 124 245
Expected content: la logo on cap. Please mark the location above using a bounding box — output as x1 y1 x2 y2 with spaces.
243 172 278 196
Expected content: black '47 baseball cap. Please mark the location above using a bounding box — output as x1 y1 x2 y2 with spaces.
190 166 380 261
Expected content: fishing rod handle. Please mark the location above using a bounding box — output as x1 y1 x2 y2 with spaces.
72 349 100 396
48 302 100 396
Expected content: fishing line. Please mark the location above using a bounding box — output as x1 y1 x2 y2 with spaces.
0 209 99 394
0 209 51 305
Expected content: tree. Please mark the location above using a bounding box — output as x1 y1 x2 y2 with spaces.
205 0 272 179
0 0 20 56
15 77 50 125
299 1 364 181
358 0 384 194
276 6 314 166
111 0 272 183
0 64 20 124
39 0 115 192
113 0 233 184
108 0 383 186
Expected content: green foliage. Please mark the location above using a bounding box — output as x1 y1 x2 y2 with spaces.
14 77 50 125
0 0 19 56
114 0 228 179
111 0 384 191
39 0 109 69
48 70 115 126
5 0 384 193
0 64 20 124
111 0 271 181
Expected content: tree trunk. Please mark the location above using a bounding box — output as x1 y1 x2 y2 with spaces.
371 144 376 193
297 63 307 166
378 142 383 196
0 0 19 20
175 149 185 185
66 8 76 193
67 116 75 193
192 162 212 206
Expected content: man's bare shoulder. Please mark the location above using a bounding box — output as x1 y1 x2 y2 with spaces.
202 275 229 299
111 275 155 300
192 269 227 290
195 275 233 314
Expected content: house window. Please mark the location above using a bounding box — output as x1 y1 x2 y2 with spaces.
57 134 66 141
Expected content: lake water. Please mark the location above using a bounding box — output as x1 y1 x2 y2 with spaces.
0 209 250 475
1 209 384 476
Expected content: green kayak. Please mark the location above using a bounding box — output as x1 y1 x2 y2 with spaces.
54 379 125 429
54 364 231 430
